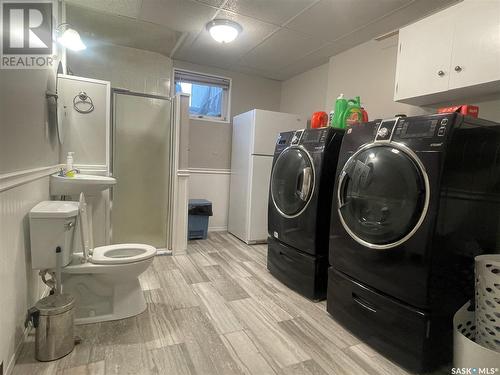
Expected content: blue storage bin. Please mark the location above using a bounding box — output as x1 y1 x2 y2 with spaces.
188 199 212 240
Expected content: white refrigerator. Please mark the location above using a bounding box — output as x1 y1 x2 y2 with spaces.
228 109 304 244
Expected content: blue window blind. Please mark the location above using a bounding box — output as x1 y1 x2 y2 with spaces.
174 70 230 121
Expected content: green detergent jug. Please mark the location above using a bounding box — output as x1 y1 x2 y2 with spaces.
331 93 347 128
331 94 363 129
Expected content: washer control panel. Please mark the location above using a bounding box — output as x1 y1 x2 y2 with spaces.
291 129 304 145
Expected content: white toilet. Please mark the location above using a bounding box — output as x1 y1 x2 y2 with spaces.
29 200 156 324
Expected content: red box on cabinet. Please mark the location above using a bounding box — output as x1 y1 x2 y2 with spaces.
437 105 479 118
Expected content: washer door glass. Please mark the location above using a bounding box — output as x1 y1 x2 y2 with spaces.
338 145 426 246
271 148 314 217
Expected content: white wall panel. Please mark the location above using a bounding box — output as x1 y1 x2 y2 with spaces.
0 177 50 374
188 170 230 231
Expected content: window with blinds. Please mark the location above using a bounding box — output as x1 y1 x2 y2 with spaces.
174 69 231 122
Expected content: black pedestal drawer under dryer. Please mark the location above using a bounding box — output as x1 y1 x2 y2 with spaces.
328 114 500 372
267 127 344 300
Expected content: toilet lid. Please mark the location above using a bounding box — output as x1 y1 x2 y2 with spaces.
90 244 157 265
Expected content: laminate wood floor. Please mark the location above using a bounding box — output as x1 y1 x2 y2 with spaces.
13 232 449 375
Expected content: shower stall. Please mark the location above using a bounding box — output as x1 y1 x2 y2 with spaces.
111 89 173 249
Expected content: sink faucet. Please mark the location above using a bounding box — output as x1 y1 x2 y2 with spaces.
58 168 80 177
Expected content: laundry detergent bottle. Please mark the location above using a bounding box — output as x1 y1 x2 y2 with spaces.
343 96 363 127
331 93 347 129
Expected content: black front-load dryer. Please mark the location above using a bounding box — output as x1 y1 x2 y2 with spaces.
267 127 344 300
327 114 500 372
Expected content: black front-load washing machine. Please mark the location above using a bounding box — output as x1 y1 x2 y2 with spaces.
267 127 344 300
327 114 500 372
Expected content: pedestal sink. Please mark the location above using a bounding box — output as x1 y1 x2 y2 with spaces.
50 174 116 196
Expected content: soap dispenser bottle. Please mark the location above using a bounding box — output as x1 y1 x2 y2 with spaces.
66 152 75 177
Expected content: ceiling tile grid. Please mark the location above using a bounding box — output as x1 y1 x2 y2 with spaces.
174 9 279 69
139 0 219 33
65 0 142 18
239 27 327 71
222 0 318 25
67 0 460 81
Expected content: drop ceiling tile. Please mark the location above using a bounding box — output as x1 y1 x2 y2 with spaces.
233 64 286 80
65 0 142 18
174 10 278 67
223 0 318 25
193 0 225 7
320 0 460 56
139 0 218 33
276 46 334 80
67 5 179 56
240 27 326 70
276 0 460 80
286 0 411 42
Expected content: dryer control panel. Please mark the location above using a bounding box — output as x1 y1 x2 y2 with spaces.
369 114 455 147
392 115 454 145
274 131 295 155
374 118 399 142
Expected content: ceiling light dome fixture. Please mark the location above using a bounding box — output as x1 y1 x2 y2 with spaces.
206 19 242 44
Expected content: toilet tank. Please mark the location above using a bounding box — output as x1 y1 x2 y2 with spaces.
29 201 79 269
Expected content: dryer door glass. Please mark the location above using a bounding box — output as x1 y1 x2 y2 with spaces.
338 145 426 247
271 148 314 217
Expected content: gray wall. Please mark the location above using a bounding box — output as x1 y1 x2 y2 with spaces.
172 60 282 170
280 63 329 121
325 35 429 120
67 43 172 96
0 2 62 369
0 69 59 173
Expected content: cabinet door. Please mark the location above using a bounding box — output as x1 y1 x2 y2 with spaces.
394 8 455 101
449 0 500 90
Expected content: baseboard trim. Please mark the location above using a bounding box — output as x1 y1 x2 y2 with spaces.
0 165 61 192
5 286 51 375
208 226 228 232
189 168 231 175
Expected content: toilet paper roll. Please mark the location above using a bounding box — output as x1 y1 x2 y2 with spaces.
475 254 500 352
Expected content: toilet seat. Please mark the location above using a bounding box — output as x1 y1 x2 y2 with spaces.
90 244 157 265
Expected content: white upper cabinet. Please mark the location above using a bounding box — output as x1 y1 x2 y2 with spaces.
449 0 500 90
394 0 500 105
395 8 455 101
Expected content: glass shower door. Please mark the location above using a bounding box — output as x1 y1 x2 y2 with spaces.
112 91 172 248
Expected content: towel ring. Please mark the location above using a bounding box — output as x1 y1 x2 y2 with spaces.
73 91 94 114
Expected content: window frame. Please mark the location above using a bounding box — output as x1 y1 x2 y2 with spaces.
173 68 232 124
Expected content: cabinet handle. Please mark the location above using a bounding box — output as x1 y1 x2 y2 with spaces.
454 65 462 72
437 70 445 77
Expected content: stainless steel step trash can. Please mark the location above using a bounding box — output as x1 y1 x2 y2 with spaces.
27 293 75 361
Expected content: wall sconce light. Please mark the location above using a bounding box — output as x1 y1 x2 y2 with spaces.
56 23 86 51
